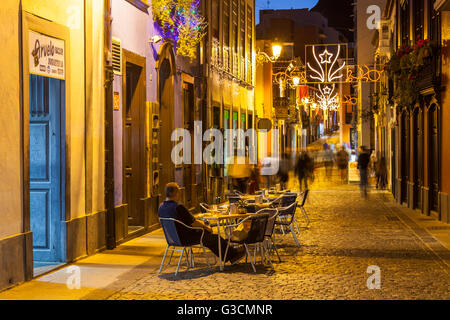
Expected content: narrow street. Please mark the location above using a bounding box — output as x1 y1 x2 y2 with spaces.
1 169 449 300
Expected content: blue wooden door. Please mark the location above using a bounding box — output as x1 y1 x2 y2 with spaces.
30 74 65 263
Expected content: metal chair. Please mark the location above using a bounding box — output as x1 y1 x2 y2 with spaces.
158 218 213 276
223 213 272 272
227 195 242 204
199 203 210 213
257 208 282 263
275 202 300 247
298 190 310 227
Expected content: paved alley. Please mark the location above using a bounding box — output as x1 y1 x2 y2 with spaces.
1 171 449 300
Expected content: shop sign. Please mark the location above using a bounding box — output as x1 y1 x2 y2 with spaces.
348 161 360 182
29 30 65 80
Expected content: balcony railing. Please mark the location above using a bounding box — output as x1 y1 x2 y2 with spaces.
223 47 230 73
232 51 239 76
416 55 440 93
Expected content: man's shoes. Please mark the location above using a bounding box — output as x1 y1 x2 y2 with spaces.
229 247 246 265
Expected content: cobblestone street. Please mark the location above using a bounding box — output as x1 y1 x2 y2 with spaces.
104 171 450 300
1 168 449 300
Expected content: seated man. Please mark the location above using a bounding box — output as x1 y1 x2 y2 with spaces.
158 183 245 264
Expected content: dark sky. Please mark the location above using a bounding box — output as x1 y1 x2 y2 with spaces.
255 0 319 24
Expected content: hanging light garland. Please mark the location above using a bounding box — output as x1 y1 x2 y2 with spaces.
151 0 207 61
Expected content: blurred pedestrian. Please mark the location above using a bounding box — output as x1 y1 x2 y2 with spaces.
227 156 252 194
336 145 350 183
295 150 314 191
248 163 261 195
376 156 387 190
357 146 371 198
278 153 290 190
323 144 334 180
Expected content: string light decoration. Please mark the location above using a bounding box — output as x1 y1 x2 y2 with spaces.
315 84 340 111
341 95 358 106
307 45 346 84
346 64 383 83
151 0 207 61
306 45 346 111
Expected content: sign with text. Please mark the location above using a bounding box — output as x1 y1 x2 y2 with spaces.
348 161 360 182
29 30 65 80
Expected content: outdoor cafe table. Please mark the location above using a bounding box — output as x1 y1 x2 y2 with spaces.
196 211 256 271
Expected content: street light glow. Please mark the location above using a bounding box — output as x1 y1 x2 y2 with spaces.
272 45 282 59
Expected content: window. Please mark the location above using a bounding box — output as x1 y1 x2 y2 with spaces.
212 0 220 40
400 0 410 46
428 1 441 44
413 0 424 41
223 0 230 47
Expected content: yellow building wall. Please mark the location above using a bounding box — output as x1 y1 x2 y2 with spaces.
0 0 23 239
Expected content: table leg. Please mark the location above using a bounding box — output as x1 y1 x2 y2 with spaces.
217 222 224 271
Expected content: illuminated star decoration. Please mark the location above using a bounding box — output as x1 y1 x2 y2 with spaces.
323 86 332 95
319 50 333 64
307 45 346 111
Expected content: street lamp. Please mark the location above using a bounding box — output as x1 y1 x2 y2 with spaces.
256 43 283 64
292 76 300 87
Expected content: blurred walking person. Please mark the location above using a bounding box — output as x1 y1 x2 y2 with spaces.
295 150 314 191
278 153 290 190
376 156 388 190
357 146 371 198
248 163 261 195
336 145 350 183
323 144 335 181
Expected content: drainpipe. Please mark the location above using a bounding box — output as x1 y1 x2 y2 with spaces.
104 0 116 249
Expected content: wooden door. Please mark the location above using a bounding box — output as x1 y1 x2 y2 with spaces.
413 108 423 209
183 82 195 209
401 112 410 204
429 104 439 212
30 75 64 263
124 62 144 228
159 58 175 199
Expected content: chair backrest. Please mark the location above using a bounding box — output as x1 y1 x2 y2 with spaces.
159 218 183 247
245 213 269 244
281 193 298 207
277 202 298 225
257 208 279 237
228 195 241 203
199 203 209 213
300 189 309 207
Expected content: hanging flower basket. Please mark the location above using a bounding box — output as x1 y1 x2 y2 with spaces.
384 39 436 107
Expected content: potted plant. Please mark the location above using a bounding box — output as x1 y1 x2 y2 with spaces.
235 200 248 214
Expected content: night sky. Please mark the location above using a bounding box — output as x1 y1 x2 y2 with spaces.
255 0 319 24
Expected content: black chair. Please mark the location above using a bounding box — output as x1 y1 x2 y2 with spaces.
227 195 242 204
223 213 272 272
275 202 300 247
281 193 298 207
159 218 213 276
298 190 310 227
257 208 281 263
199 203 210 213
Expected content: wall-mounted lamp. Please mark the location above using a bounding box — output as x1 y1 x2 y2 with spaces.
292 76 300 86
256 43 283 64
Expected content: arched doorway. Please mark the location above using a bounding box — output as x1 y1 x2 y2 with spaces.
156 43 176 200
